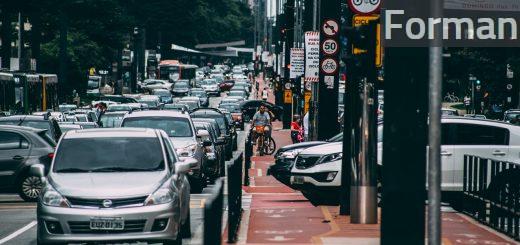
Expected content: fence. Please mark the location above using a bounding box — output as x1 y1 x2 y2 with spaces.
462 155 520 241
203 178 223 245
227 151 244 243
244 131 253 186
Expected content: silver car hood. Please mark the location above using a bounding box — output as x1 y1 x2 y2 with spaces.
49 172 168 198
169 137 197 149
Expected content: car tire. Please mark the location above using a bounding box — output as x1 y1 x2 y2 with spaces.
18 174 43 202
181 209 192 238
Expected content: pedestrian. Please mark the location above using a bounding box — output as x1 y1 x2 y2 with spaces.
303 112 309 140
96 102 107 126
262 87 269 101
291 115 302 143
464 95 471 114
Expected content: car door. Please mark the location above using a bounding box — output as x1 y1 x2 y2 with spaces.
163 135 189 220
450 123 510 191
439 123 456 191
0 131 31 189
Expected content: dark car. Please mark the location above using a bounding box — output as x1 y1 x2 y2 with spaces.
219 79 235 91
189 90 209 107
0 115 62 142
240 100 284 121
190 109 234 159
192 119 226 176
193 122 226 180
172 81 190 96
267 133 343 188
219 103 244 130
0 125 56 201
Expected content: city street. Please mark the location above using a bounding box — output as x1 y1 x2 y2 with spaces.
0 95 245 245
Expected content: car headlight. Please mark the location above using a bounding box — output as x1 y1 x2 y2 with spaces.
176 144 197 157
319 152 343 164
279 148 304 160
145 183 178 206
42 185 70 207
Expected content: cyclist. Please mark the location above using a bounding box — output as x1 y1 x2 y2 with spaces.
251 105 271 150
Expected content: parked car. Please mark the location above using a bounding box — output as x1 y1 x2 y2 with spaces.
240 100 284 121
172 80 190 97
121 110 209 193
189 89 209 107
0 115 62 142
34 128 195 244
0 125 55 201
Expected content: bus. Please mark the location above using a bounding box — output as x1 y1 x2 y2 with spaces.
0 72 15 112
0 72 59 114
158 60 198 86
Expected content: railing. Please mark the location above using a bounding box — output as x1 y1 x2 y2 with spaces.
203 178 223 245
244 130 253 186
462 155 520 241
227 151 244 243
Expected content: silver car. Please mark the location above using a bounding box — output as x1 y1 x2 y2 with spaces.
121 111 209 193
33 128 196 245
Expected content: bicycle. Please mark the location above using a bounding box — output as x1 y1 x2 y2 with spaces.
254 125 276 156
443 93 460 103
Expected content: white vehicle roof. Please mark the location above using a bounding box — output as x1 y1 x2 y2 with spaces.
64 128 159 139
122 110 191 119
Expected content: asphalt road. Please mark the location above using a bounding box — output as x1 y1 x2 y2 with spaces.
0 93 246 245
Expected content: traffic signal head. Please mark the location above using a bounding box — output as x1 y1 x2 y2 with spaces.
476 80 481 85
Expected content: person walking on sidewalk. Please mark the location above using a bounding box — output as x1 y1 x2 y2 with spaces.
464 95 471 114
262 87 269 101
291 115 303 143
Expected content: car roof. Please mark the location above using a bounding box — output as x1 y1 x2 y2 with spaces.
123 110 190 119
442 116 514 127
0 124 47 133
0 115 49 121
103 111 128 116
64 128 159 139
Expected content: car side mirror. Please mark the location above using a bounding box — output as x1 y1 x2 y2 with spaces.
175 161 191 174
179 157 198 171
197 129 210 138
30 164 45 177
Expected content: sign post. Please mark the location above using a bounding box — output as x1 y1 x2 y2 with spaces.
316 0 341 140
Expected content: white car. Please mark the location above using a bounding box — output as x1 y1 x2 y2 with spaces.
291 117 520 205
141 79 172 92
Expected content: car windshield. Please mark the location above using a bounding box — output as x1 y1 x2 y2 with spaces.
229 91 245 97
53 137 164 173
219 104 240 112
174 83 189 89
190 91 206 97
505 112 520 121
100 114 124 128
153 90 171 96
180 101 199 110
123 117 193 137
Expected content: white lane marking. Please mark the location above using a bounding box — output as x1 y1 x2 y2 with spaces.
0 220 37 244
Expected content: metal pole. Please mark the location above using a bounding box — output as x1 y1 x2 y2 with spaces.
428 0 443 243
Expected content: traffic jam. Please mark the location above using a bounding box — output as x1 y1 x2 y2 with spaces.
0 64 267 244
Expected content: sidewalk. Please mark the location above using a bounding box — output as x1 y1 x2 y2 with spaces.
235 75 517 244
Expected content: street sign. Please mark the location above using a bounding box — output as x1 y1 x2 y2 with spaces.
285 82 292 90
507 84 513 90
284 90 292 104
89 67 96 76
352 15 382 67
290 48 305 79
321 58 338 74
348 0 381 14
304 32 320 82
322 39 339 55
324 76 335 89
322 19 339 37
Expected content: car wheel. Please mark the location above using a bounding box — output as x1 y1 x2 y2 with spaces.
18 174 44 202
181 209 192 238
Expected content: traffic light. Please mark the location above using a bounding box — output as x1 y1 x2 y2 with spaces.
476 80 481 85
341 19 378 81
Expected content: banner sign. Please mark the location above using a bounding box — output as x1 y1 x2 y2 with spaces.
290 48 305 79
304 32 320 82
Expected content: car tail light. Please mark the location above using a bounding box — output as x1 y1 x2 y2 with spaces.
48 153 55 159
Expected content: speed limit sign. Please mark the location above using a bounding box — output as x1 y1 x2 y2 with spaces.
322 39 339 55
348 0 381 14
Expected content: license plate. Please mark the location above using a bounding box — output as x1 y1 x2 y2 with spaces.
90 217 124 230
293 176 304 184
